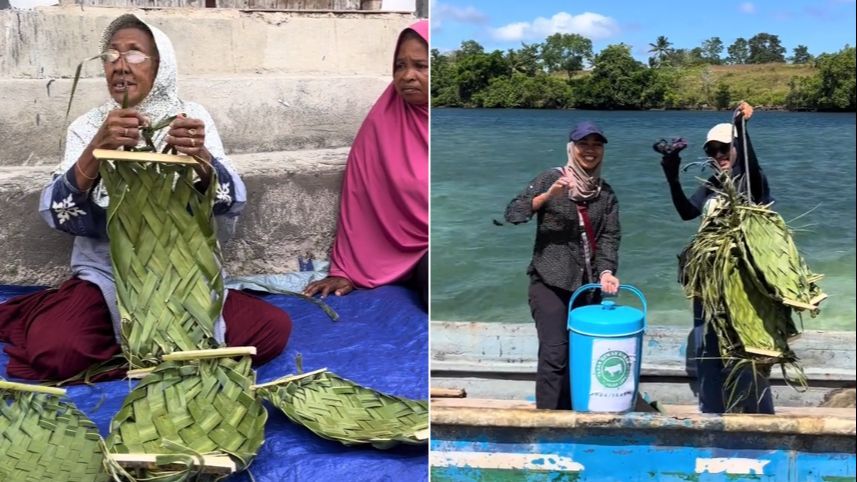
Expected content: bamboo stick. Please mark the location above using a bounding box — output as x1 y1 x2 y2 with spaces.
250 368 329 390
93 148 197 165
108 454 236 475
161 347 257 361
0 381 66 396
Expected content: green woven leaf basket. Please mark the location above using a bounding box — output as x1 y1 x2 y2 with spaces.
106 348 266 481
1 381 109 482
255 368 429 450
97 150 225 369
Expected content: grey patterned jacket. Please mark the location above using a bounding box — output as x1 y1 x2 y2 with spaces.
505 168 621 292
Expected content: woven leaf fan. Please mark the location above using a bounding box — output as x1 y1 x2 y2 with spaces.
1 380 109 481
96 149 225 369
255 368 429 450
106 348 266 481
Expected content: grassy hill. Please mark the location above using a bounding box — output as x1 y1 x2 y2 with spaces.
667 63 815 109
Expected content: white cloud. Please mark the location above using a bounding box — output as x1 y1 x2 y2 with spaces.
739 2 756 14
489 11 619 42
431 0 488 30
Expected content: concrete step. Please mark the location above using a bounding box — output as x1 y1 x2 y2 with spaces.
1 6 411 78
0 75 388 166
0 146 350 285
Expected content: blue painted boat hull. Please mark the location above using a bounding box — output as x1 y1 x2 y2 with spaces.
430 406 856 481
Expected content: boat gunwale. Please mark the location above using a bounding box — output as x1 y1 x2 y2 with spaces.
430 405 857 437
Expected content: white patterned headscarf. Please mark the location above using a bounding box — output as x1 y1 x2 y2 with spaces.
564 141 603 202
58 14 232 208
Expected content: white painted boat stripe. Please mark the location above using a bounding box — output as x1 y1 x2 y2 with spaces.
695 457 771 475
430 451 585 472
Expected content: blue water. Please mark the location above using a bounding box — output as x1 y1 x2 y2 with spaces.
430 109 856 330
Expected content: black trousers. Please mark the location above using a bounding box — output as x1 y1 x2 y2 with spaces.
401 252 428 310
529 278 600 410
692 299 774 414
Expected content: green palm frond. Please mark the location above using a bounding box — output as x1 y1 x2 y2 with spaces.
256 369 428 450
1 381 109 481
98 155 225 369
106 354 265 481
681 174 821 409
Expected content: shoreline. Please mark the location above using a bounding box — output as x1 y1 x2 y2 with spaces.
430 105 855 113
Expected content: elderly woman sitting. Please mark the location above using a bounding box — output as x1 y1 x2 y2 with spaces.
0 14 292 381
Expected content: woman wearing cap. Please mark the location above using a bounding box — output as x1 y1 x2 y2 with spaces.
0 14 292 381
303 21 429 310
504 121 621 410
658 101 775 414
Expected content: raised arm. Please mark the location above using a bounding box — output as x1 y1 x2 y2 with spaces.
731 102 771 204
504 170 562 224
655 138 702 221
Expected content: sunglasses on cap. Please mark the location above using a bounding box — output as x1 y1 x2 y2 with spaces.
100 49 152 65
704 142 731 158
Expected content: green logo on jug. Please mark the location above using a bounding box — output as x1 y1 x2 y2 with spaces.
595 350 631 388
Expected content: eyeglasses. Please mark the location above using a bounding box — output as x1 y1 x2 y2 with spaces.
704 142 731 158
100 49 151 65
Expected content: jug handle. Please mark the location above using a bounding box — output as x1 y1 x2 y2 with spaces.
568 284 648 327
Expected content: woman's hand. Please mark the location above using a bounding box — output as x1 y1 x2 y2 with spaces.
166 115 210 160
76 109 148 188
92 108 148 150
600 271 619 295
735 100 754 121
546 175 572 199
304 276 355 298
167 114 213 182
533 171 572 210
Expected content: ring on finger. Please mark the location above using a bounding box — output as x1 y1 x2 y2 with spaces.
190 138 196 147
188 128 197 137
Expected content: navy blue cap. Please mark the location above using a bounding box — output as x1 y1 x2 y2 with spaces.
569 121 608 143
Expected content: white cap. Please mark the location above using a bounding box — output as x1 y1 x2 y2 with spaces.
704 123 734 147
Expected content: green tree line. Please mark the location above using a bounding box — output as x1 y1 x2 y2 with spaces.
431 33 856 111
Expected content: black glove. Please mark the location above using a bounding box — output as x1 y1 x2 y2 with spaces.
653 138 687 182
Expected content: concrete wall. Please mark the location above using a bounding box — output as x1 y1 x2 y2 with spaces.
1 6 411 164
0 6 416 285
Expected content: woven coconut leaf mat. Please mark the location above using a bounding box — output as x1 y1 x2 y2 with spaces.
1 285 428 481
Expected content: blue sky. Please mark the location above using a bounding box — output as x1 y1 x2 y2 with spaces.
431 0 857 61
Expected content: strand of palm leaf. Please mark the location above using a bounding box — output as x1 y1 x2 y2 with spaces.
681 173 826 397
106 354 265 481
0 380 110 481
99 156 225 369
255 367 428 450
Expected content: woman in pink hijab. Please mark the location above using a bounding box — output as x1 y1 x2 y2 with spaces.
304 20 429 309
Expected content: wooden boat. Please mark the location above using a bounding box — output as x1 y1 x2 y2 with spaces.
430 321 856 481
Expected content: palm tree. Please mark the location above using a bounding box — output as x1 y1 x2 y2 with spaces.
648 36 673 66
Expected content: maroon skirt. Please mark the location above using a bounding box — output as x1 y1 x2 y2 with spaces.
0 278 292 381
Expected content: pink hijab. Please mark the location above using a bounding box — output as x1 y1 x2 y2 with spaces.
328 20 429 288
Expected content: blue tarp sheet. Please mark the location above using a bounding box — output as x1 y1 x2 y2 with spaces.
1 284 428 482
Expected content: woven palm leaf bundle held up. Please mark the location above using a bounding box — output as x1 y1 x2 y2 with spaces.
255 367 429 450
681 174 826 399
106 347 266 481
96 149 225 369
1 380 109 481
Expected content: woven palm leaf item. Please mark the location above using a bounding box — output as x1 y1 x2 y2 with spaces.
97 150 225 369
255 367 429 450
106 349 266 481
681 174 826 408
0 380 109 481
